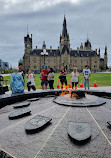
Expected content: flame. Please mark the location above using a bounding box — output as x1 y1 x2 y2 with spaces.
61 84 79 91
59 89 80 99
58 84 82 99
71 93 79 98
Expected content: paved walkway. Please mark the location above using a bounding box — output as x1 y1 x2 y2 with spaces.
0 74 11 77
0 93 111 158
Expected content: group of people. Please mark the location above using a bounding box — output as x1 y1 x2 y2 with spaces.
59 65 91 90
10 63 91 94
40 66 55 90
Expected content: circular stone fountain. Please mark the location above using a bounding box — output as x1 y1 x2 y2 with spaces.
54 91 106 107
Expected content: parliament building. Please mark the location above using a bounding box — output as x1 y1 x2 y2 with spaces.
23 16 108 73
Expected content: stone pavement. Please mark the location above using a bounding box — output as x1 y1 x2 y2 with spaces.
0 87 111 158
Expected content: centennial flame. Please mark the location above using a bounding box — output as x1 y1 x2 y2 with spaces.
60 90 80 99
59 85 86 99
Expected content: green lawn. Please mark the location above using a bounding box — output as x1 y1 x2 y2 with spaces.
4 73 111 89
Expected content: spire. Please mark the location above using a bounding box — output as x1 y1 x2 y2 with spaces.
42 41 46 49
105 46 107 55
62 15 68 38
63 15 66 26
98 48 100 56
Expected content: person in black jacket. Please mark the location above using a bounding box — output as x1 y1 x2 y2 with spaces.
18 63 25 79
59 66 67 89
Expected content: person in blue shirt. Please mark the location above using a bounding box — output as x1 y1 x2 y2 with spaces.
10 67 25 94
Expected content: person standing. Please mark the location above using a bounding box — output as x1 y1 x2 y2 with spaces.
70 67 79 89
41 66 49 90
18 63 25 79
59 66 67 89
83 65 91 90
48 68 55 89
27 68 36 91
10 67 25 94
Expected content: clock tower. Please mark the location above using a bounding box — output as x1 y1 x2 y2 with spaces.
23 33 32 71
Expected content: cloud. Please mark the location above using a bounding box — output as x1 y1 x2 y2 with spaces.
0 0 95 14
0 0 111 67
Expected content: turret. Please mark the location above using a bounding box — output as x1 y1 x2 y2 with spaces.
24 34 32 50
104 46 107 55
42 41 46 50
98 48 100 56
104 46 108 70
84 38 91 51
23 32 32 71
80 43 83 50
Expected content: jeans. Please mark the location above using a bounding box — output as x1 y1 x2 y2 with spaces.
84 79 90 90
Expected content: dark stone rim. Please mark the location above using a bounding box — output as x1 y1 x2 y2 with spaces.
53 95 106 107
0 89 110 109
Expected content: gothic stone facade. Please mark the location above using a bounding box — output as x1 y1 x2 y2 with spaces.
23 16 107 73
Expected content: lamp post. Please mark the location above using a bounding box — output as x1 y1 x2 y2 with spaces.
41 49 48 67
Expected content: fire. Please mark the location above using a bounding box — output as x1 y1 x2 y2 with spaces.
61 85 79 90
71 93 79 98
57 84 85 99
59 89 79 99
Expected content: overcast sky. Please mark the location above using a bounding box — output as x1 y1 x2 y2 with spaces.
0 0 111 67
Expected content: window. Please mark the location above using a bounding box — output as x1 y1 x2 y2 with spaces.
34 65 36 69
34 59 36 63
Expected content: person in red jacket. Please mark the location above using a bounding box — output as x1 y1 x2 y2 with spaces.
40 66 49 90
